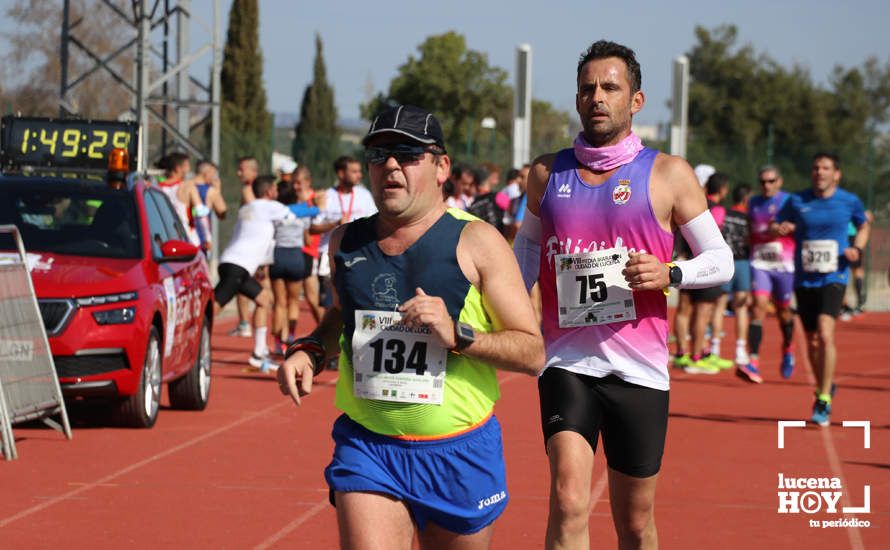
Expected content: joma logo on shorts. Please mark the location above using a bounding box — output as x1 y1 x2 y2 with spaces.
477 490 507 510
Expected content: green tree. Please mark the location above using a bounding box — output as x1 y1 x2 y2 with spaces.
220 0 271 171
685 24 889 209
530 100 571 160
362 31 512 160
292 34 339 187
218 0 271 242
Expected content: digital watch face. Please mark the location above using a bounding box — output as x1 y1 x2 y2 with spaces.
0 116 138 171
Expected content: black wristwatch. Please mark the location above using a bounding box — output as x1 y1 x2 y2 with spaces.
453 321 476 351
667 262 683 287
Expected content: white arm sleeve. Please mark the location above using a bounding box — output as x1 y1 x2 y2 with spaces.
674 210 734 289
513 208 542 292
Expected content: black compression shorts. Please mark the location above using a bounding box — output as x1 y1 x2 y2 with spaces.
538 368 669 478
795 283 846 332
214 262 262 307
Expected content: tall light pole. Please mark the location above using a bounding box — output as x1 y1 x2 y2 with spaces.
513 44 532 168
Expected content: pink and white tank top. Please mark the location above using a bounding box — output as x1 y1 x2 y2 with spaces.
539 148 674 390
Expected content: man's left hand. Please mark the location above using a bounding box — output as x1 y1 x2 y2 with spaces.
622 252 670 290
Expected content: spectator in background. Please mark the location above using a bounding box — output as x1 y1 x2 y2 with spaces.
503 164 530 241
215 176 302 373
237 156 260 205
446 163 473 210
721 183 754 379
231 155 262 338
269 180 319 354
155 152 209 248
684 172 734 374
193 160 227 256
468 165 506 235
293 165 326 325
672 163 715 369
277 159 297 185
310 155 377 337
840 210 873 318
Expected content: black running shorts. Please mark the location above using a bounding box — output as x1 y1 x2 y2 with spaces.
214 262 262 307
689 284 725 302
795 283 846 332
538 368 669 478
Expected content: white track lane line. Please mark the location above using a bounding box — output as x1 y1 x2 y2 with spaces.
0 378 338 530
801 347 865 550
253 499 330 550
252 372 531 547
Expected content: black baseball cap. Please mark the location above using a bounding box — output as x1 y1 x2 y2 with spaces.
362 104 447 151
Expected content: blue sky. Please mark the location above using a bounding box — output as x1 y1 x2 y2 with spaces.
230 0 889 126
4 0 890 128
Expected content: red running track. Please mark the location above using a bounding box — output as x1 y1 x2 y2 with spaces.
2 305 888 549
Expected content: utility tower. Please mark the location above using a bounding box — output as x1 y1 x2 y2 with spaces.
59 0 223 171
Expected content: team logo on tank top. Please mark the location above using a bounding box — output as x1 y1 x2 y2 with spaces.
612 179 632 205
372 273 399 309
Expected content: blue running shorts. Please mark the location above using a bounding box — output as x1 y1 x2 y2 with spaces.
324 414 508 534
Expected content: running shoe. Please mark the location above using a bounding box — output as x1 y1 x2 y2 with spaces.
228 321 252 338
684 358 721 375
736 362 763 384
672 354 692 369
811 398 831 427
705 354 734 370
780 351 795 379
247 353 279 374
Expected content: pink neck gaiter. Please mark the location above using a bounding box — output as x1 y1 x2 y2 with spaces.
573 131 644 172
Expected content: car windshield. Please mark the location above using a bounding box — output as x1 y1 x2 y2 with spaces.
0 180 142 259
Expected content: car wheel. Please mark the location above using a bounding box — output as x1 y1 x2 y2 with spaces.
114 326 161 428
168 318 211 410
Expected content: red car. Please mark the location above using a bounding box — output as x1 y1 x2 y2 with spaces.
0 173 214 427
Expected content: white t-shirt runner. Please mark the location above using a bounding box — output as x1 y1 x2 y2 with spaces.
220 198 297 274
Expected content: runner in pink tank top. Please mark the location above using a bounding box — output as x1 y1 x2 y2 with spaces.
512 40 733 549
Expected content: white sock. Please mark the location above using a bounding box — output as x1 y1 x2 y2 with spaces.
254 326 268 357
710 337 721 356
735 339 748 363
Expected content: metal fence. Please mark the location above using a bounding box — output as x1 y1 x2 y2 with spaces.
0 225 71 460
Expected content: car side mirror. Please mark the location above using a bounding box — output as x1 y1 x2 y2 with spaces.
159 239 199 262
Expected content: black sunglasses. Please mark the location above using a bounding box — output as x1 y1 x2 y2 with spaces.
364 144 443 165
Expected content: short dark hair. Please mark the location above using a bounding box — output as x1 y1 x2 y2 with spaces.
813 151 840 169
732 183 752 204
277 180 296 205
252 175 276 198
506 168 520 181
195 159 216 173
294 165 311 179
577 40 642 93
706 172 730 195
155 151 189 175
334 155 360 173
238 156 258 167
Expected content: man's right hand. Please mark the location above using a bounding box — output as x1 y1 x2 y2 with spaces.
277 351 315 406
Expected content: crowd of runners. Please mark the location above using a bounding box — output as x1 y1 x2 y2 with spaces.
148 38 874 550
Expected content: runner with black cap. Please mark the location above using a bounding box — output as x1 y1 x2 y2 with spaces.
277 104 544 549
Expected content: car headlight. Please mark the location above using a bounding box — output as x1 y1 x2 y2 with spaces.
76 291 138 306
92 306 136 325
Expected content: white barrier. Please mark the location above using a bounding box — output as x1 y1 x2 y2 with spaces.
0 225 72 460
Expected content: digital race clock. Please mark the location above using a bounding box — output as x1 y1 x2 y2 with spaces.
1 116 139 171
